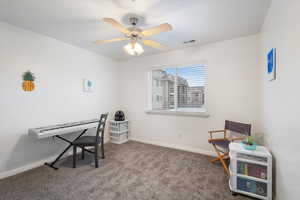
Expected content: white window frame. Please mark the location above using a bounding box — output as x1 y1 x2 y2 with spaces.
146 62 209 117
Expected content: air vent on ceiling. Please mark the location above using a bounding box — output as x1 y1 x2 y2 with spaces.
183 40 196 44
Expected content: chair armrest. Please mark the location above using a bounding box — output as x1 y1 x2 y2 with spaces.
208 138 229 143
208 130 226 134
208 129 226 139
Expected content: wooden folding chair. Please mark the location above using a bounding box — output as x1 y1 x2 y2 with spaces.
208 120 251 175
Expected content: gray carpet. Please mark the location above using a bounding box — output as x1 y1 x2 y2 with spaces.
0 141 252 200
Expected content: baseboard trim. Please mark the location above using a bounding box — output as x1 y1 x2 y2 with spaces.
0 140 215 180
130 138 216 157
0 143 106 180
0 155 57 180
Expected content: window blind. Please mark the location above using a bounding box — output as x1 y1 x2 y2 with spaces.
151 65 207 112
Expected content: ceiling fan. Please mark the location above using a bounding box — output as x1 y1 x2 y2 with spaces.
95 17 172 56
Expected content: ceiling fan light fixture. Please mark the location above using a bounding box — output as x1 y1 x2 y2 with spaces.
124 42 144 56
98 17 172 55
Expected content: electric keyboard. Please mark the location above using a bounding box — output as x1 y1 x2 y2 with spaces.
29 119 99 139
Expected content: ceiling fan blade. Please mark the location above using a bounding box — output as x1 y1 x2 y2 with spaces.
142 40 167 50
142 23 172 37
94 38 127 44
102 18 129 34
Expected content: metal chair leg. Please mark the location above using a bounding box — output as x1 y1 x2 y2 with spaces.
101 139 105 159
81 146 85 160
73 145 77 168
95 145 99 168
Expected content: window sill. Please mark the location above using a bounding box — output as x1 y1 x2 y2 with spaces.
145 110 209 118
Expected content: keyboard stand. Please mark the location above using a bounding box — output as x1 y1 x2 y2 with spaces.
45 129 88 170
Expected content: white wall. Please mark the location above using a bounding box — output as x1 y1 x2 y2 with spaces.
118 35 260 154
0 22 118 174
259 0 300 199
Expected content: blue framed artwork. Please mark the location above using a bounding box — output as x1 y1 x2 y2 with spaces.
267 48 276 81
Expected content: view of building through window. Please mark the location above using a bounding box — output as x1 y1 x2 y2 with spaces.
151 65 206 112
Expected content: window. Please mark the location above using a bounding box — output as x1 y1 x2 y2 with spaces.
148 65 208 116
156 95 160 102
155 79 159 87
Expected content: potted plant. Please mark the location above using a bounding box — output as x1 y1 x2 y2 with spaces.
241 136 257 150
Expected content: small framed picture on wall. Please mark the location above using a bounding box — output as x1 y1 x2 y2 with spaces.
83 79 94 93
267 48 276 81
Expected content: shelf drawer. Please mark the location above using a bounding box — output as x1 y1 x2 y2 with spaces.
110 134 128 144
110 131 128 137
237 177 267 197
110 121 128 132
236 153 268 164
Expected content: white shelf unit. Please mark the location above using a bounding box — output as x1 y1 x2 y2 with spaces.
229 143 272 200
109 120 129 144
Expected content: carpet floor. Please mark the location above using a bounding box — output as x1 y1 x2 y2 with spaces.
0 141 252 200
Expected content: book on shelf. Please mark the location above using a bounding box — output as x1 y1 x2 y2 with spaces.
237 162 267 180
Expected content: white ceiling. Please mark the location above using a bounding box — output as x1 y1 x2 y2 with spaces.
0 0 271 60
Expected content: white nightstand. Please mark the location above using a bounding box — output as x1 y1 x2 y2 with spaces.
229 143 272 200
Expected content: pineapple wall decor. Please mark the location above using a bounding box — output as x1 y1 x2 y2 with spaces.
22 71 36 92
